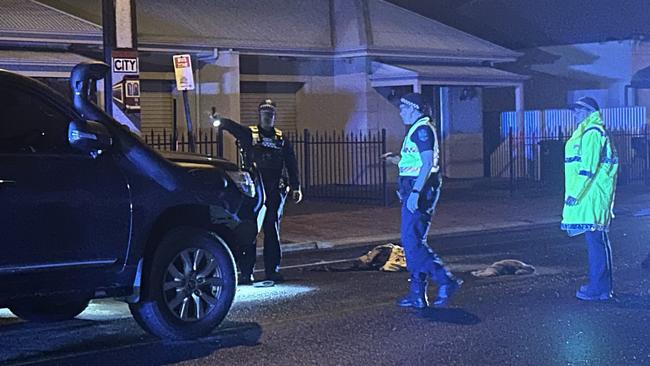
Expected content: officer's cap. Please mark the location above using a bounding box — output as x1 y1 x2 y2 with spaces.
400 93 425 111
569 96 599 112
259 99 277 112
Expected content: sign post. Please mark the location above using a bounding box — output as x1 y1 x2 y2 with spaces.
102 0 140 132
173 54 196 153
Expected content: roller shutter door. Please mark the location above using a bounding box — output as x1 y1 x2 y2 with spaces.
140 80 174 136
240 93 297 133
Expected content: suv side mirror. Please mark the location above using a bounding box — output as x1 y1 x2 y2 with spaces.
68 120 112 157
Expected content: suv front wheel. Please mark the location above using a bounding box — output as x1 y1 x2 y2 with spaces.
129 227 237 340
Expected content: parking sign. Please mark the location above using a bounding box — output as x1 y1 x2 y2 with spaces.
173 54 195 91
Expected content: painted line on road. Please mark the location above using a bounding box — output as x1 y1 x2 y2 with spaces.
252 258 358 273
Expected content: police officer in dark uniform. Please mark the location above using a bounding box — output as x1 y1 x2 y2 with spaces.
239 99 302 284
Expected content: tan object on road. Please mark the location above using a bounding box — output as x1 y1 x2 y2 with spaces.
471 259 535 277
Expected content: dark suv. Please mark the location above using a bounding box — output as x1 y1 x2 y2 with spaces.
0 62 264 340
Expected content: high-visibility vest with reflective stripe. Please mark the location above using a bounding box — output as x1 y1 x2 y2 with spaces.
561 111 618 231
398 116 439 177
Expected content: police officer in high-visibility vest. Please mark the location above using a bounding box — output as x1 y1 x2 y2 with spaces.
561 96 618 301
239 99 302 284
384 92 462 308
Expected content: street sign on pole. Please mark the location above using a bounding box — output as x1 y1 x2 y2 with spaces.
172 54 196 152
102 0 141 132
173 54 195 91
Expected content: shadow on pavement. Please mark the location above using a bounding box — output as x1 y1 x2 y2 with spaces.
2 320 262 366
610 293 650 311
417 308 481 325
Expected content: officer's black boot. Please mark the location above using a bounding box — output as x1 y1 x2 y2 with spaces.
429 264 462 307
397 274 428 309
239 272 254 286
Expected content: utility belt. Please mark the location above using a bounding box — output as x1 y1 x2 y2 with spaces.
397 173 442 213
260 170 291 193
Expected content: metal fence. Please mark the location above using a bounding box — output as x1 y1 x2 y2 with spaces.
493 106 649 191
491 127 650 192
143 128 389 205
143 128 224 157
500 107 647 137
287 129 388 205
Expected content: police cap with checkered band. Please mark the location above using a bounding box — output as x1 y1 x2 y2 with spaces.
258 98 277 113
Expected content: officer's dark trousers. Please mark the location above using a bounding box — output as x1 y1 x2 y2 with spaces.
399 176 453 285
238 188 287 278
261 187 287 275
584 230 613 293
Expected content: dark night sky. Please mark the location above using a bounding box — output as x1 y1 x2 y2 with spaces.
387 0 650 49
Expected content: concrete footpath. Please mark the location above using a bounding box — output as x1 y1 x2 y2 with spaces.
258 181 650 255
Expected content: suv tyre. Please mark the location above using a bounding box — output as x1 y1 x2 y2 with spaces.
129 227 237 340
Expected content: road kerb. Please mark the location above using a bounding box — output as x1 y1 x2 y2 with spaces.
264 218 562 255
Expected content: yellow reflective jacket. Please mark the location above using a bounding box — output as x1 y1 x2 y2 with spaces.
561 111 618 232
398 116 439 177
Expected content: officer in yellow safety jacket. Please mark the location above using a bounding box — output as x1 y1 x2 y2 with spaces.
561 96 618 301
384 92 462 309
238 99 302 284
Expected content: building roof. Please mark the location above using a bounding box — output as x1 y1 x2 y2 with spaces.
33 0 519 62
0 50 98 77
362 1 520 62
0 50 96 67
0 0 100 44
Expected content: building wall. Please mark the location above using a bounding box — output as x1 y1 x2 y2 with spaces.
440 86 484 178
197 51 241 161
181 53 494 181
632 41 650 120
367 86 404 183
296 75 352 131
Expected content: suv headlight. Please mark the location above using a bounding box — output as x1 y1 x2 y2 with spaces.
225 170 256 198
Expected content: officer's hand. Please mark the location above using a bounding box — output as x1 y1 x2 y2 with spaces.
381 152 400 165
292 188 303 204
565 196 578 206
407 192 419 213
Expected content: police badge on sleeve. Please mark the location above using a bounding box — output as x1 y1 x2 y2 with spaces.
418 128 430 142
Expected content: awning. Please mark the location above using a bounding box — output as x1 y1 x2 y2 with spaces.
0 50 98 77
370 62 528 88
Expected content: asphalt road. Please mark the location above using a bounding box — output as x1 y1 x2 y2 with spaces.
2 216 650 366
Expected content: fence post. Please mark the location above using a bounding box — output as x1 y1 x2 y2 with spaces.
509 127 514 195
303 129 311 193
172 99 178 151
381 129 388 206
217 128 224 158
646 125 650 185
